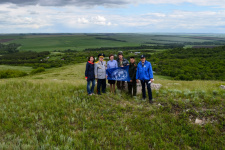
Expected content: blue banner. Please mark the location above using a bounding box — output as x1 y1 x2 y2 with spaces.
106 66 131 81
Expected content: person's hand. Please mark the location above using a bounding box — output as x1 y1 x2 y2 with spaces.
150 79 154 82
130 80 132 82
85 78 87 81
106 75 108 79
136 79 139 83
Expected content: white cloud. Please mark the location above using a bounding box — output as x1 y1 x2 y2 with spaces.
1 2 225 33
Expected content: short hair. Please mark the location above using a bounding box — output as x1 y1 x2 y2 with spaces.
88 56 95 62
109 54 114 59
118 52 123 56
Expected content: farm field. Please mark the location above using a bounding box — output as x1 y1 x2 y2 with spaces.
0 63 224 149
1 33 225 52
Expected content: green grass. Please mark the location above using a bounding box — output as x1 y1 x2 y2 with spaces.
0 63 224 149
0 65 33 73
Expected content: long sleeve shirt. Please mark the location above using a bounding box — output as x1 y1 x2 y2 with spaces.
107 60 118 69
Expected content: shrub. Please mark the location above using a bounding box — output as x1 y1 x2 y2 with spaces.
30 67 45 75
0 70 28 79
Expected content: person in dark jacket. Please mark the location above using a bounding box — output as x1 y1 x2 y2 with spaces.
128 56 137 96
116 52 129 90
85 56 95 95
136 55 154 103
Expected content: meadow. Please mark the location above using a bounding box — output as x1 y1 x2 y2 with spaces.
0 63 224 149
0 33 225 149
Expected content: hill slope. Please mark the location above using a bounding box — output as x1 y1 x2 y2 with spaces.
0 63 224 149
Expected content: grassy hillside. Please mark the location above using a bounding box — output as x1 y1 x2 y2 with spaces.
0 63 224 149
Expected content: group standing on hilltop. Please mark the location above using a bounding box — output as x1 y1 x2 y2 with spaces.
85 52 154 104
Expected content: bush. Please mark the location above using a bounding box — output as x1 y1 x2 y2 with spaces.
0 70 28 79
30 67 45 75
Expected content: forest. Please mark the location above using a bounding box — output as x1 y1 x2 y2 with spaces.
151 46 225 81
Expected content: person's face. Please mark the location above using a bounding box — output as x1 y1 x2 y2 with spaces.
99 57 103 61
110 56 114 61
130 58 135 63
90 57 94 62
119 55 123 60
141 57 145 63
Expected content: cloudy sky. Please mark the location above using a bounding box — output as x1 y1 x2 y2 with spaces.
1 0 225 33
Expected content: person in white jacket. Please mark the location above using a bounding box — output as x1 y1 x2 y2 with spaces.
95 53 107 95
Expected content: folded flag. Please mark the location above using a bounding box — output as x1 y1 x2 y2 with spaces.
106 65 131 81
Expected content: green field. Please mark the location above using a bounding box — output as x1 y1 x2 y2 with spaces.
0 63 224 149
1 33 225 52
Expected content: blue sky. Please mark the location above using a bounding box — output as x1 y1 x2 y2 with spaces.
0 0 225 33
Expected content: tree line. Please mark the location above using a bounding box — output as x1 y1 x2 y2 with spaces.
84 44 184 51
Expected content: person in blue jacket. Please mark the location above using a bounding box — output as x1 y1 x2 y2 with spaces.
136 55 154 103
85 56 95 95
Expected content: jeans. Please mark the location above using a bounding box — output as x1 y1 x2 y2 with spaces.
87 79 95 94
97 79 106 95
141 80 152 100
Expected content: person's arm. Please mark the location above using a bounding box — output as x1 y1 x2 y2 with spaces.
136 64 139 82
124 59 129 66
107 62 110 69
85 62 89 80
94 63 98 79
106 62 109 76
105 61 107 78
149 62 154 82
115 61 118 68
131 65 136 80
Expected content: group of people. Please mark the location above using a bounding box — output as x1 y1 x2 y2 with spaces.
85 52 154 103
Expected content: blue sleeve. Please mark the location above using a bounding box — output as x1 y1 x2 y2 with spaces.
149 62 153 79
115 61 118 68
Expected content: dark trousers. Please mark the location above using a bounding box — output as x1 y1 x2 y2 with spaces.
117 81 125 90
141 80 152 100
128 81 137 96
97 79 106 95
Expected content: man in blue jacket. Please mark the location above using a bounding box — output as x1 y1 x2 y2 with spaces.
136 55 154 103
